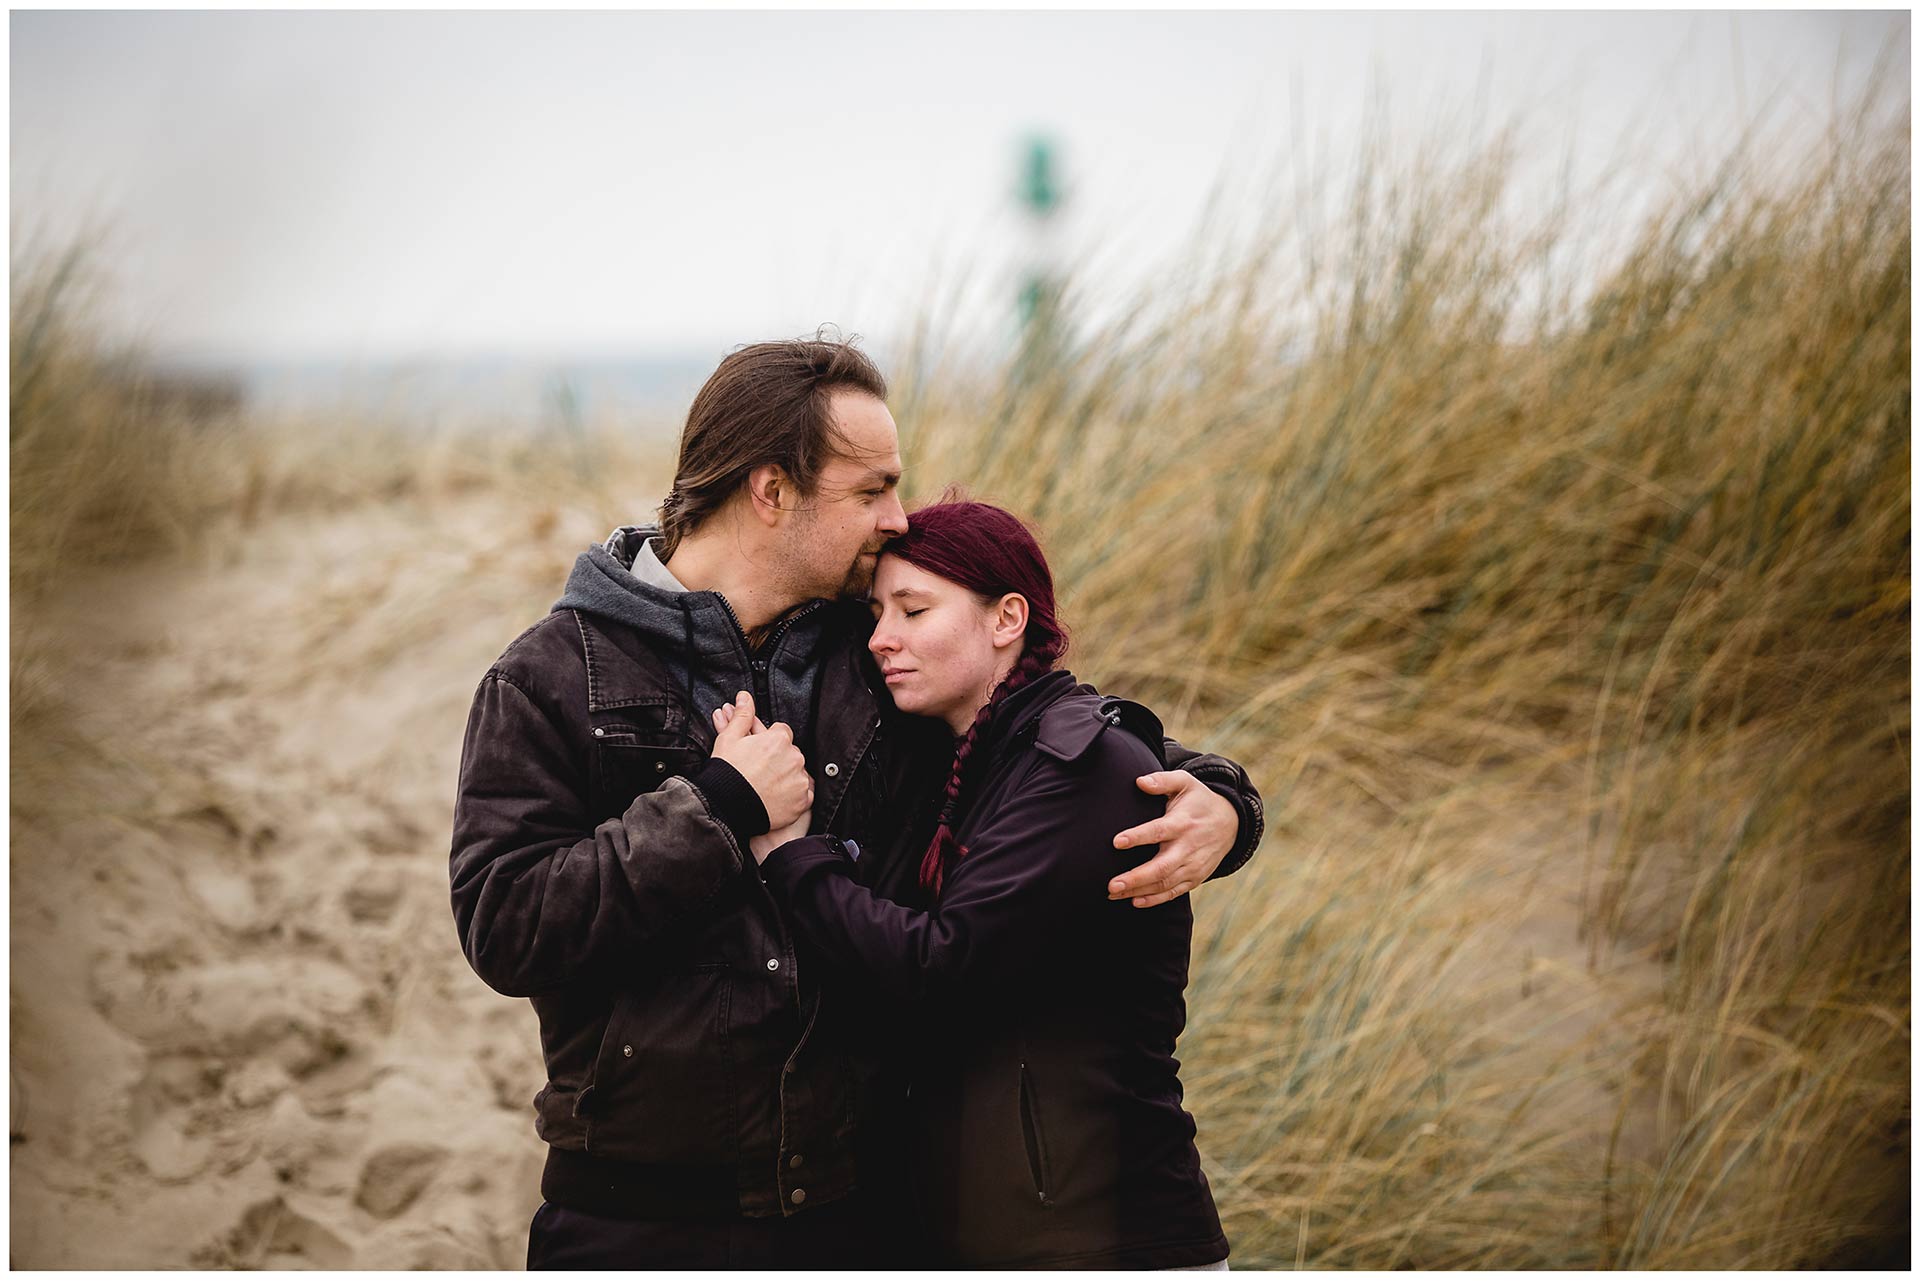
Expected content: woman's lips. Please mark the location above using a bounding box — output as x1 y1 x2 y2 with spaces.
883 669 913 684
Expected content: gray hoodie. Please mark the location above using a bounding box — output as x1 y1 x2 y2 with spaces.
550 524 849 752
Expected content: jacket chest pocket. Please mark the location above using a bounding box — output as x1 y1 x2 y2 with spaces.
591 706 705 815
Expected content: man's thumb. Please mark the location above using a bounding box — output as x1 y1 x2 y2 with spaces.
717 692 754 741
1134 771 1181 795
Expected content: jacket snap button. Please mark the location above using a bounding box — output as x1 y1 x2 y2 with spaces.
593 727 605 738
789 1154 805 1169
790 1188 807 1205
823 762 839 778
654 760 666 772
766 957 780 972
621 1044 633 1057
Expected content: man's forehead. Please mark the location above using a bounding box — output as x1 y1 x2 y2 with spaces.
823 442 903 481
826 391 899 448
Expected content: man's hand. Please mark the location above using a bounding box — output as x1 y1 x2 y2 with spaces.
750 805 812 866
1108 771 1240 908
709 691 812 831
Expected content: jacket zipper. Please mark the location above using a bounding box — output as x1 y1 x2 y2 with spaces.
712 596 825 716
716 595 827 1020
1018 1060 1055 1208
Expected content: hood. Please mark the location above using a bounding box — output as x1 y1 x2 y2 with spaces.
550 524 840 740
553 525 699 645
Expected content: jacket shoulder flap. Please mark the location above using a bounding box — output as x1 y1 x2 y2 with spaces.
566 609 684 715
489 612 587 700
486 609 681 725
1033 694 1167 769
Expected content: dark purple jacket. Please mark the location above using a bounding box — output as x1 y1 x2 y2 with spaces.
763 671 1230 1269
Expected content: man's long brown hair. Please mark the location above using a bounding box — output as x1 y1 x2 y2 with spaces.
658 330 888 557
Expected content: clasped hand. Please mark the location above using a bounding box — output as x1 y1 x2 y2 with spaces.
708 691 1241 897
708 692 811 865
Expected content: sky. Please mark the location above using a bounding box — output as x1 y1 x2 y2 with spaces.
9 9 1909 374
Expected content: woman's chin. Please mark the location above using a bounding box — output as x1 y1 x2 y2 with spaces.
889 688 946 724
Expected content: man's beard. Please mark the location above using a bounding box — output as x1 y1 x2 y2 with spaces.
837 545 885 599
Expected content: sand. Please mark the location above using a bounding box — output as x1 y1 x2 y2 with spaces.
10 493 618 1268
9 488 1679 1268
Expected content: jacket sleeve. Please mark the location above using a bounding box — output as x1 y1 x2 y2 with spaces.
449 672 745 998
762 736 1162 1004
1161 737 1266 880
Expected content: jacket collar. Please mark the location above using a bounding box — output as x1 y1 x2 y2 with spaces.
553 523 851 733
976 668 1080 757
978 668 1167 767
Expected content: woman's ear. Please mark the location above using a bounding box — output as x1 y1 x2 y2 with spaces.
991 593 1030 651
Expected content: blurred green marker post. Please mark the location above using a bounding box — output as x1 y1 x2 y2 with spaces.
1016 134 1066 379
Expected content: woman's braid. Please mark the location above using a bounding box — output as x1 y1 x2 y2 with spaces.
919 644 1062 895
885 497 1068 895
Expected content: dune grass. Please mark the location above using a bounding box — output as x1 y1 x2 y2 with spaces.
9 243 656 770
893 99 1908 1268
9 261 636 609
11 89 1908 1268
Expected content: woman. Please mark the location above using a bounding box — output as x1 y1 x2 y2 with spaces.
723 500 1229 1270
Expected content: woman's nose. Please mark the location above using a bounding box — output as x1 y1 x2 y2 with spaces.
869 627 897 656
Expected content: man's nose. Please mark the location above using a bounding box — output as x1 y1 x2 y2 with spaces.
878 492 908 536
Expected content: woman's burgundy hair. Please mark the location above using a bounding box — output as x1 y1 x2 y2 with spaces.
886 497 1069 895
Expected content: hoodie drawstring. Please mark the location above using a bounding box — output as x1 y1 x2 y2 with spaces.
681 600 697 731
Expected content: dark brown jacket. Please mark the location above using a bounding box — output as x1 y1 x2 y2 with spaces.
763 671 1230 1268
449 532 1264 1224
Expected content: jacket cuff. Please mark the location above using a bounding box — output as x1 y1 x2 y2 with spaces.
1192 775 1265 881
686 757 771 846
761 835 854 900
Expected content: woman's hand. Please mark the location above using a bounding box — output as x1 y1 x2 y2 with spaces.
750 806 812 866
1107 771 1240 907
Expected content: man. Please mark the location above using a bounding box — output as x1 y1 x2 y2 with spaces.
449 336 1264 1268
